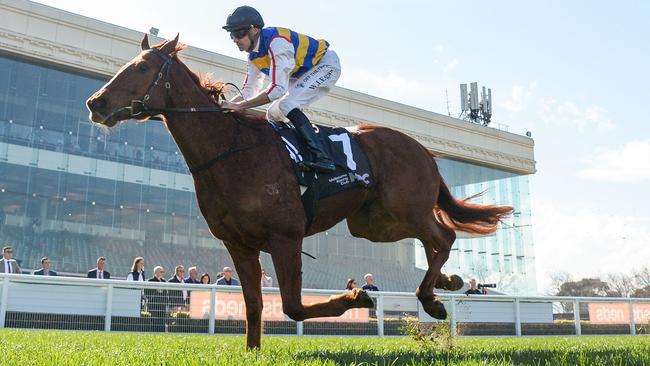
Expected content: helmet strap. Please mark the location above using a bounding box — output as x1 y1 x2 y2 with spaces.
246 28 260 53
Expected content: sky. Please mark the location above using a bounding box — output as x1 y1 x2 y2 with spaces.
32 0 650 293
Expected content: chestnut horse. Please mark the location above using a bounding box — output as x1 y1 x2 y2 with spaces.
87 35 512 349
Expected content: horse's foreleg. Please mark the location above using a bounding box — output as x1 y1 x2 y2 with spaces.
225 242 262 350
269 236 374 321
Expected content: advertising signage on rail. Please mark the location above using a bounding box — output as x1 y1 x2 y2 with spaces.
588 303 650 324
190 292 369 322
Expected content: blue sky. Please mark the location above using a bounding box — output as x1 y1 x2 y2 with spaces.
34 0 650 292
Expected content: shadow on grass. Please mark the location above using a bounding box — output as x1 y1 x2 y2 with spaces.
293 347 649 366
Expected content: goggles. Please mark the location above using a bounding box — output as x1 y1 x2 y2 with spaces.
230 27 251 40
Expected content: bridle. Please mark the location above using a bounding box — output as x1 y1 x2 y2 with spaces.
99 48 262 175
100 48 227 123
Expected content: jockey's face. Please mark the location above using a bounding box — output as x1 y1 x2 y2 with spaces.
231 28 259 53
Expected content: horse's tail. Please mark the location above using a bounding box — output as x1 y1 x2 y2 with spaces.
434 179 513 235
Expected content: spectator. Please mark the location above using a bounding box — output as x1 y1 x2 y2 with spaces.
261 267 273 288
168 265 186 310
183 266 200 306
260 258 272 288
216 266 240 286
200 273 211 285
464 278 486 295
145 266 168 332
126 257 145 281
87 256 110 279
361 273 379 291
0 245 21 274
345 278 357 291
168 265 185 284
33 256 57 276
185 266 200 284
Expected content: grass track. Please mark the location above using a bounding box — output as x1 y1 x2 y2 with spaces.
0 329 649 365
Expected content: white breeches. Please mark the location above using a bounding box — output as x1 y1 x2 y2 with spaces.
266 49 341 122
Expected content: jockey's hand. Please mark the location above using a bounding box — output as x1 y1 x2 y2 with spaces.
220 100 243 113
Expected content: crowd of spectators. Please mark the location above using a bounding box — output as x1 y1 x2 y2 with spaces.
0 245 256 288
4 244 392 298
5 243 391 296
345 273 380 291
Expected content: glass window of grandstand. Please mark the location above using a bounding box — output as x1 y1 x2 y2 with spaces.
0 55 186 174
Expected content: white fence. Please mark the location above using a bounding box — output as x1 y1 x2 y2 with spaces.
1 273 649 337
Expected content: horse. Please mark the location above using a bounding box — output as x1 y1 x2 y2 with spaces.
86 35 513 349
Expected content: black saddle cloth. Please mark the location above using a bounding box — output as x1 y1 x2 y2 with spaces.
270 121 374 225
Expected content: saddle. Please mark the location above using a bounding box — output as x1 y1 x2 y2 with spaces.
269 121 374 229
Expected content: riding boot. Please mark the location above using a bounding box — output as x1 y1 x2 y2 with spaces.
287 108 336 173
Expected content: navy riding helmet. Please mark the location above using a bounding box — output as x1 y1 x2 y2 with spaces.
223 6 264 32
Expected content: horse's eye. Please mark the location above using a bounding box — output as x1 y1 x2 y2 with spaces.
138 64 149 72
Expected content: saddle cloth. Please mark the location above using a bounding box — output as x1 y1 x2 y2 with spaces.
270 121 374 201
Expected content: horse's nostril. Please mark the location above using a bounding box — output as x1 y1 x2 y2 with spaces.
91 97 107 110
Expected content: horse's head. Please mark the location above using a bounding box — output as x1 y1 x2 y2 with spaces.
86 34 181 127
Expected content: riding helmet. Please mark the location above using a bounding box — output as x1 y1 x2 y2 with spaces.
223 6 264 31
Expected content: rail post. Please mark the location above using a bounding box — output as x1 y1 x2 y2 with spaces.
208 287 216 334
104 283 113 331
629 300 636 336
0 277 9 329
573 299 581 336
449 296 457 336
514 298 521 336
377 293 384 337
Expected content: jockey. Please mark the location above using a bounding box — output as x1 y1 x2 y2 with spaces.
220 5 339 173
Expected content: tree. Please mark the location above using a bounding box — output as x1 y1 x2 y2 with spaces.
547 271 572 296
556 278 617 297
631 287 650 298
469 260 489 284
633 266 650 289
554 278 618 317
606 272 636 298
548 272 573 313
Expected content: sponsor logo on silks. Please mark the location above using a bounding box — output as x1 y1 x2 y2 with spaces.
308 69 334 90
353 173 371 185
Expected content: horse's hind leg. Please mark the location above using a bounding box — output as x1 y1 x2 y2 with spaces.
415 221 459 319
268 235 374 321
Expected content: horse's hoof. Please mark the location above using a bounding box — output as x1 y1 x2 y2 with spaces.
421 299 447 320
352 289 375 309
359 290 375 308
436 274 464 291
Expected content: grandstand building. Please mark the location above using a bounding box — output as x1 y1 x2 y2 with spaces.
0 1 537 293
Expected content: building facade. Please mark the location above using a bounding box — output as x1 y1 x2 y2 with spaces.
0 0 537 293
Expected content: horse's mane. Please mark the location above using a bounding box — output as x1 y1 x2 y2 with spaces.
168 44 223 105
169 44 266 122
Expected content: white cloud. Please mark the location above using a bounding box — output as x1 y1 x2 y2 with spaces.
499 81 537 112
538 99 615 131
578 140 650 183
444 58 458 73
532 200 650 294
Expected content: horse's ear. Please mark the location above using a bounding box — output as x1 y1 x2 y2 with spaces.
141 34 150 50
159 33 180 55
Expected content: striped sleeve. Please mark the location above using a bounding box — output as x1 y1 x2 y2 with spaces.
240 61 264 100
264 36 295 101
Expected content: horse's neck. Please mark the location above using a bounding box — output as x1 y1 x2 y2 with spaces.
162 78 233 171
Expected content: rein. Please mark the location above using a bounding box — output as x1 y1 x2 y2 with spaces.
102 48 265 175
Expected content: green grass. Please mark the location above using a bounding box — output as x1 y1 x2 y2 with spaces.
0 329 649 365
